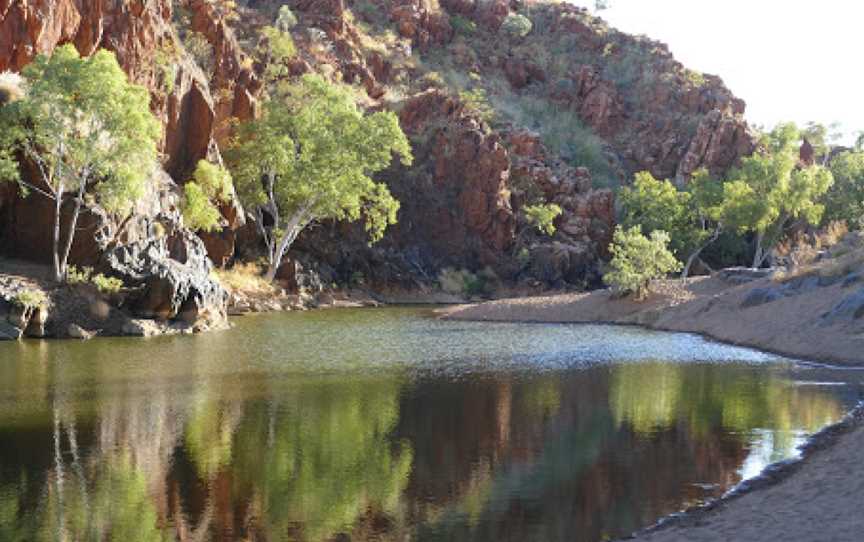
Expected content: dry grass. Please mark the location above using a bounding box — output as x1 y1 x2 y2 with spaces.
214 262 275 295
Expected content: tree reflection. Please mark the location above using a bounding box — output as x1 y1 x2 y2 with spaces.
0 356 854 542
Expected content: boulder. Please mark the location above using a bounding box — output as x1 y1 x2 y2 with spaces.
741 287 785 308
66 323 95 340
106 228 227 326
821 288 864 325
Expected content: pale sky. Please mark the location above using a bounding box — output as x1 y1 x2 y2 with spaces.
570 0 863 144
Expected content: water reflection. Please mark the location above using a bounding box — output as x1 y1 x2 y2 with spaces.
0 309 859 542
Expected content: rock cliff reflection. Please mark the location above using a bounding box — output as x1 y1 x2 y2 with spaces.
0 308 858 541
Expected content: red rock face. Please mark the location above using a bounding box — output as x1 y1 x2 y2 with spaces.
677 109 756 181
396 90 515 268
389 0 453 49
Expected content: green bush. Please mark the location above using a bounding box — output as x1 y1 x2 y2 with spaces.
438 267 498 297
450 15 477 36
66 265 124 294
523 203 562 235
501 14 533 39
92 274 124 295
275 5 298 31
12 289 48 310
66 265 93 285
603 226 681 300
459 88 495 125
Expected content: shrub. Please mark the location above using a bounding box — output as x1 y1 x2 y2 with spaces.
501 13 533 39
523 203 562 235
459 88 495 124
92 274 124 295
603 226 681 300
450 15 477 36
438 267 497 297
66 265 93 285
66 266 124 294
12 289 48 310
275 5 298 31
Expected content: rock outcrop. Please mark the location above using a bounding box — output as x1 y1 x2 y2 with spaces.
1 0 759 291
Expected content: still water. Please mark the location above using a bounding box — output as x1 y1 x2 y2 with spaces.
0 307 860 541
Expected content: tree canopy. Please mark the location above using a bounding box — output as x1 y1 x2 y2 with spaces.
822 150 864 228
603 226 680 299
721 123 833 266
618 170 723 278
227 74 413 281
0 45 160 281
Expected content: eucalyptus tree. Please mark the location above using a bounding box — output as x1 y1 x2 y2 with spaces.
228 74 413 282
0 45 160 282
619 170 725 278
720 123 833 267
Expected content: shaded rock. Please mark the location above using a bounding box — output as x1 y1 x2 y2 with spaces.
121 319 163 337
106 229 227 325
0 320 22 340
66 323 95 340
741 287 784 308
842 272 864 288
716 267 775 284
821 289 864 325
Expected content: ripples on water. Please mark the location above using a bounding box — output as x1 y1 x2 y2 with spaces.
0 307 860 541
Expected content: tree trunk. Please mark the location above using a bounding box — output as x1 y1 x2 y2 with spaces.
58 181 86 283
681 227 722 280
264 208 311 282
52 185 64 282
752 231 765 268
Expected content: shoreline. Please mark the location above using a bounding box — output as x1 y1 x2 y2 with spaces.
440 273 864 368
442 272 864 541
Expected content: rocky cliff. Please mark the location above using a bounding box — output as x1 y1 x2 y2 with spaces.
0 0 756 291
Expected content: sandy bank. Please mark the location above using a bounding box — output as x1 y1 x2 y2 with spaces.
442 271 864 367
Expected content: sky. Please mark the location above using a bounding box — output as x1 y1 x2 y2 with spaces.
570 0 863 144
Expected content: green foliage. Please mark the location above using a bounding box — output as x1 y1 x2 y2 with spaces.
66 265 124 293
823 150 864 228
802 121 842 163
603 226 681 299
459 88 495 124
500 13 533 39
523 203 562 235
275 5 298 31
684 69 706 87
228 74 412 279
92 273 123 294
181 161 233 232
11 289 48 310
66 265 94 285
450 15 477 36
492 94 615 187
438 267 497 297
259 26 297 83
618 171 716 260
721 123 833 265
0 45 160 281
182 183 222 232
183 31 214 75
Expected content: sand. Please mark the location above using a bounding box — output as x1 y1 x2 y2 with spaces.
442 274 864 366
442 273 864 541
